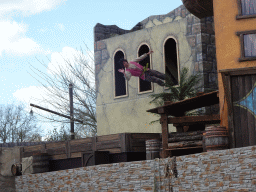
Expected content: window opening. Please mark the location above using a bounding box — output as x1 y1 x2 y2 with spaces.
236 30 256 61
138 44 152 93
164 38 179 85
237 0 256 19
114 51 127 97
241 0 256 15
244 34 256 57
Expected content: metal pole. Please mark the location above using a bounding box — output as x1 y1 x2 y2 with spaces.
69 83 75 140
30 103 83 123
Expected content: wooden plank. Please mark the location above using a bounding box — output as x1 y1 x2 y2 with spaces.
160 113 171 158
96 140 121 150
243 75 251 146
147 91 219 116
99 148 121 153
22 151 41 158
238 75 248 147
168 140 202 149
69 137 93 145
232 76 243 147
66 141 70 158
23 145 41 152
252 75 256 145
119 133 126 152
92 137 97 151
130 133 161 140
224 74 236 148
41 144 46 153
96 134 120 142
125 133 132 152
219 67 256 76
166 146 203 151
168 114 220 125
51 154 68 160
46 141 66 149
169 130 204 138
168 134 203 143
158 107 165 114
236 0 242 16
130 140 145 147
47 147 66 156
70 143 92 153
70 152 82 158
236 30 256 36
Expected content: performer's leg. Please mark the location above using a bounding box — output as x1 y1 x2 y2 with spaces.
148 69 166 80
145 75 165 86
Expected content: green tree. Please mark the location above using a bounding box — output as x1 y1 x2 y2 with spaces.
148 67 207 124
149 67 201 105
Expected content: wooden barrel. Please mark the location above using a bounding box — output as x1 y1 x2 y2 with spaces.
32 153 50 173
146 139 162 160
204 126 229 151
11 164 22 176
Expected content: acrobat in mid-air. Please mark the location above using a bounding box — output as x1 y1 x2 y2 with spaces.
118 50 166 86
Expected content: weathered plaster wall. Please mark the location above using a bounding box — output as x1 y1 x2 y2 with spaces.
16 145 256 191
213 0 256 128
94 5 218 136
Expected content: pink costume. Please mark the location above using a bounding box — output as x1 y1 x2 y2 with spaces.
123 53 149 81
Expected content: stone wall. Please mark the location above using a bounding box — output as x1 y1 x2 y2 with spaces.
16 145 256 191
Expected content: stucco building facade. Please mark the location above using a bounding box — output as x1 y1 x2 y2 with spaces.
94 5 218 136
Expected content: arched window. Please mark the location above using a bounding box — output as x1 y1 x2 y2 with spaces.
164 38 179 85
138 44 152 93
114 50 127 97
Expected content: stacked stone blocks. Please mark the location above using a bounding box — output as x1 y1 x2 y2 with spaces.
16 145 256 191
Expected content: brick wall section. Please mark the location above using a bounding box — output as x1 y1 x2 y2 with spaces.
16 145 256 191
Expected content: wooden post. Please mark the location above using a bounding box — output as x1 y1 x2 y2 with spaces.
160 113 171 158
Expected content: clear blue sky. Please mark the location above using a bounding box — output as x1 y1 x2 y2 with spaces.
0 0 182 135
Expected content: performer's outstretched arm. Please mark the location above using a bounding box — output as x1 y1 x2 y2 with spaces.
132 50 154 63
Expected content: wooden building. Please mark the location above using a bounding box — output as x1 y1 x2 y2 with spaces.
182 0 256 148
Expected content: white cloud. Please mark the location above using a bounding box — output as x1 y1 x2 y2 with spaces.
0 20 49 56
13 86 45 106
0 0 67 18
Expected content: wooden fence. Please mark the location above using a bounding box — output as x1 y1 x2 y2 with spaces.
20 133 161 160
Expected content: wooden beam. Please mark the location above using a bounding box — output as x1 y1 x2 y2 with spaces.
147 91 219 116
168 134 203 143
168 114 220 125
160 113 171 158
168 140 202 149
169 130 204 138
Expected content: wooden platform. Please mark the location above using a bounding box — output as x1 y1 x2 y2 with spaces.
147 91 220 158
20 133 161 160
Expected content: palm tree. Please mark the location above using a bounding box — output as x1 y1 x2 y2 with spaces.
149 67 202 106
148 67 205 124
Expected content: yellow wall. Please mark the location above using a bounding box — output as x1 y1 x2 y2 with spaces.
213 0 256 128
